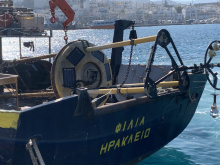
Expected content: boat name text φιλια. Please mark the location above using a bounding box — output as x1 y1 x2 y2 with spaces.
115 116 145 133
100 116 151 155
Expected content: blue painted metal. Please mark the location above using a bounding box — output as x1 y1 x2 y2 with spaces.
63 68 76 87
0 73 206 165
0 128 16 164
66 47 85 66
91 51 104 63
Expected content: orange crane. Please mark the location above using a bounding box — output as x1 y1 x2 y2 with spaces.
49 0 75 43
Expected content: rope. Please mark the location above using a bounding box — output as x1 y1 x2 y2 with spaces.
92 89 113 103
132 65 145 83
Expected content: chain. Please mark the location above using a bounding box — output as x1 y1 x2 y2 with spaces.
64 26 68 44
119 41 134 88
50 8 56 23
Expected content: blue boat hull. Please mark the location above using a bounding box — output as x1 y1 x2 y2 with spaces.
0 73 206 165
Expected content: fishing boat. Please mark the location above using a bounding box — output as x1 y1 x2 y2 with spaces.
0 20 220 165
90 20 115 29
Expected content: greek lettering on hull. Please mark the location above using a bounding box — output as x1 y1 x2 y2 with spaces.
100 116 151 155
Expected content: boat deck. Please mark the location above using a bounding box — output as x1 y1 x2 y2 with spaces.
0 88 55 111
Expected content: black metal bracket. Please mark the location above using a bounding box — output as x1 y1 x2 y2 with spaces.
110 20 135 85
74 87 95 118
144 29 190 98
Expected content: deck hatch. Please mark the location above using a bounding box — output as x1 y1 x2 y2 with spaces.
63 68 76 87
66 47 85 66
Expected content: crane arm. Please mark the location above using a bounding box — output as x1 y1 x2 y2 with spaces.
49 0 75 27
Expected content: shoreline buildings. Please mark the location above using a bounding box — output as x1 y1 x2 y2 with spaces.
13 0 220 28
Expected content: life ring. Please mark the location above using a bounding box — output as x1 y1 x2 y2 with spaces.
51 40 112 98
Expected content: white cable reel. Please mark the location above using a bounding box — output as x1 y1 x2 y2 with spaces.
51 40 112 100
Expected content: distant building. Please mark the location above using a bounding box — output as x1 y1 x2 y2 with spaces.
182 6 197 20
176 13 183 22
150 7 177 22
0 0 13 7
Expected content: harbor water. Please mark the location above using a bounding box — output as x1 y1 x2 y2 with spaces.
2 24 220 165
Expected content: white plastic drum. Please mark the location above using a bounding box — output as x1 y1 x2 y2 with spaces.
51 40 112 98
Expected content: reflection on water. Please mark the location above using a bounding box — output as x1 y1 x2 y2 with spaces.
137 147 196 165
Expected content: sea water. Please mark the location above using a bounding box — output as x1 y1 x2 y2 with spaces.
2 24 220 165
